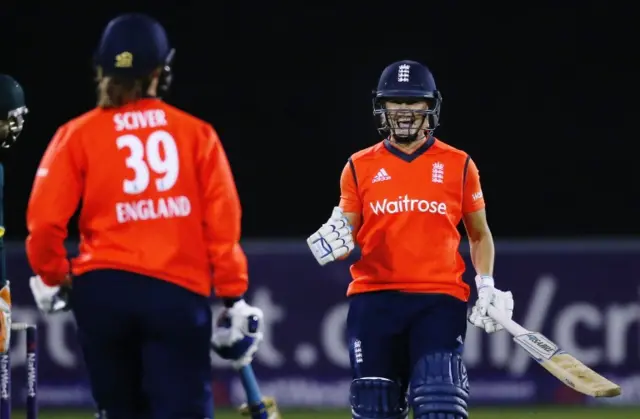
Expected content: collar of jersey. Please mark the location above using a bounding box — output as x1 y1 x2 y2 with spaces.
383 135 435 163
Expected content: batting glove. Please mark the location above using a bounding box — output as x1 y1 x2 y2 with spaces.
474 275 495 316
29 275 70 314
211 299 264 369
469 275 515 333
307 207 355 266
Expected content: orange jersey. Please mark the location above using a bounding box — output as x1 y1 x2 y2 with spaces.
339 137 485 301
26 98 248 298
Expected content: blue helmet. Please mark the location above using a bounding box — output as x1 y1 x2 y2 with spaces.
373 60 442 141
0 74 28 148
94 14 175 94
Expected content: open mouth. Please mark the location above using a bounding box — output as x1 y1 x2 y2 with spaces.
397 119 413 130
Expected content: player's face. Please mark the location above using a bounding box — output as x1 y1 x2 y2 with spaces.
384 100 429 140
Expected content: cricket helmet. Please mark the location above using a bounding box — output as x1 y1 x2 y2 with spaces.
94 13 175 96
373 60 442 142
0 74 28 148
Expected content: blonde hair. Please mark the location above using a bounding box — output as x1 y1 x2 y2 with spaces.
97 76 146 108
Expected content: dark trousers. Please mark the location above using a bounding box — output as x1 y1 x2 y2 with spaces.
347 291 468 390
71 269 213 419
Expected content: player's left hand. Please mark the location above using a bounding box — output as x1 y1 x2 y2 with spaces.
211 299 264 369
0 283 12 353
469 289 514 333
29 275 71 314
469 275 514 333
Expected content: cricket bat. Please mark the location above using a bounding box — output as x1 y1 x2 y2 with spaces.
488 305 621 398
0 164 6 288
237 364 281 419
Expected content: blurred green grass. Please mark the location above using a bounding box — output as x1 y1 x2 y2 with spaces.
19 406 640 418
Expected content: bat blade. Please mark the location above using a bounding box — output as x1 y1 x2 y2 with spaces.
513 331 621 398
238 396 280 419
539 351 621 398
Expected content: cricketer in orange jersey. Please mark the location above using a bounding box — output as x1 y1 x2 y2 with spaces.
26 98 248 299
339 137 486 301
25 14 264 419
307 60 515 419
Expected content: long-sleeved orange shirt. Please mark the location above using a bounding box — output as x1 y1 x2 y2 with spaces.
26 98 248 298
339 137 486 302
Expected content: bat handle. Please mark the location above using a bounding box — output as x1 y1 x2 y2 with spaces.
487 305 529 336
238 364 263 405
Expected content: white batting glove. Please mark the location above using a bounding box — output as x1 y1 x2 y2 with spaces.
474 275 495 316
211 300 264 369
307 207 355 266
469 275 515 333
29 275 69 313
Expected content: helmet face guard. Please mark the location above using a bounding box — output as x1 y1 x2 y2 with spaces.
0 74 28 149
372 61 442 143
373 91 441 143
1 106 28 148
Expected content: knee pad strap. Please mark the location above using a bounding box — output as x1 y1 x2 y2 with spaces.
409 352 470 419
350 377 409 419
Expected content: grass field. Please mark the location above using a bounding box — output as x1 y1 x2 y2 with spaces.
13 406 640 418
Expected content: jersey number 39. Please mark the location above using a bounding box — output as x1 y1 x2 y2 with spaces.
116 130 180 195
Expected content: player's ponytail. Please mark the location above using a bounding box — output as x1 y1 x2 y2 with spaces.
97 76 146 108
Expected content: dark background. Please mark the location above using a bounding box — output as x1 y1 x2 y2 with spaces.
0 2 636 239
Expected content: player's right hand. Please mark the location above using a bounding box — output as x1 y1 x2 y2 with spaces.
0 283 11 353
307 207 355 266
211 299 264 369
29 275 71 314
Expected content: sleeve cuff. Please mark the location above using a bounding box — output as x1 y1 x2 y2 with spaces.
40 272 68 287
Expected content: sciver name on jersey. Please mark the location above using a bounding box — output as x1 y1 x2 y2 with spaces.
113 109 167 132
26 99 248 298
